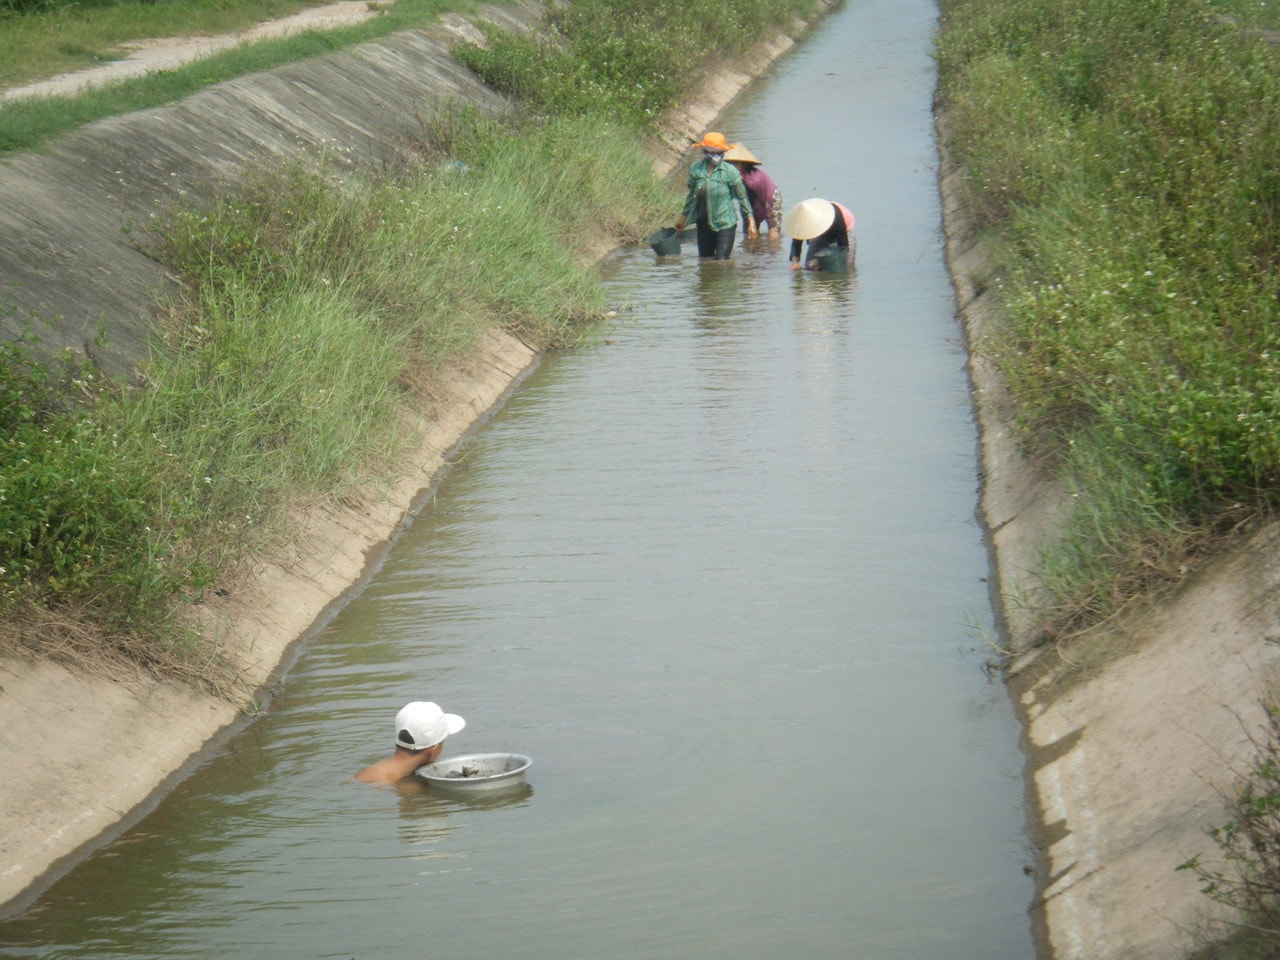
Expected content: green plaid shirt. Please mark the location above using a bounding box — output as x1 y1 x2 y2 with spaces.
681 158 752 231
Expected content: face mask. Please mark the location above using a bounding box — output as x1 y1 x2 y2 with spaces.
704 151 723 166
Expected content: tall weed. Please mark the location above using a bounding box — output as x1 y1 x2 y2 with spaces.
1180 703 1280 957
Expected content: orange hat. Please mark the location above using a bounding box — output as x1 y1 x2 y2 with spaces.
692 131 729 152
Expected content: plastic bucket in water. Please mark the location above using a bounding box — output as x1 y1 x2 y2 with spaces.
647 227 681 256
814 247 849 273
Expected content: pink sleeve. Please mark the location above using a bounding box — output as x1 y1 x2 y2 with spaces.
834 202 855 234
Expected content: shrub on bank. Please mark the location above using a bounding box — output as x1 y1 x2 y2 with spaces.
1179 704 1280 957
0 336 201 631
934 0 1280 633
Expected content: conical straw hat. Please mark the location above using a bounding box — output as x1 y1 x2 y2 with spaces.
724 143 761 164
783 198 835 240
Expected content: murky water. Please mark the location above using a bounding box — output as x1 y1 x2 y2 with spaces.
0 0 1036 957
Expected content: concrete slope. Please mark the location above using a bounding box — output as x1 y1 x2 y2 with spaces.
0 6 530 375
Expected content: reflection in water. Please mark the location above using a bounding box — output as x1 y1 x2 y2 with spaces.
395 781 532 854
791 268 857 335
789 269 859 454
691 258 746 333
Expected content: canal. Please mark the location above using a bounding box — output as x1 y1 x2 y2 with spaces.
0 0 1036 957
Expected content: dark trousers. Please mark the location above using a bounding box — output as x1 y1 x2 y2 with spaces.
696 221 737 260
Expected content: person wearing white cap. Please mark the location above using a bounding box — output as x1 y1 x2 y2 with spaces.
355 701 465 784
784 197 856 271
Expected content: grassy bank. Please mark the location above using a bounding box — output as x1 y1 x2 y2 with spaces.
934 0 1280 638
0 0 819 680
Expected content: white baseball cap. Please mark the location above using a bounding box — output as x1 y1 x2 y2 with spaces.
394 701 465 751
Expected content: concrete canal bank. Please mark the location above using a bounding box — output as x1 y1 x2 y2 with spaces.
0 0 829 916
941 142 1280 956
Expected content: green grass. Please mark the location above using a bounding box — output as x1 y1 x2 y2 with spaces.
935 0 1280 632
1204 0 1280 31
0 0 354 87
0 0 483 155
457 0 816 131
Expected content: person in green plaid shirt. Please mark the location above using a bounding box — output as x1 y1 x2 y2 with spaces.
674 131 757 260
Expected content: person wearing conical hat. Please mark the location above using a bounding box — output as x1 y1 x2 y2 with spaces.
673 132 757 260
783 197 855 271
724 142 783 236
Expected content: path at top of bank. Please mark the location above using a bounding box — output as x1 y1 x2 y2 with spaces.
0 0 387 104
0 0 826 916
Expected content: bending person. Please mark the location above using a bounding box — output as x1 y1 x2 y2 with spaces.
784 198 856 271
674 131 756 260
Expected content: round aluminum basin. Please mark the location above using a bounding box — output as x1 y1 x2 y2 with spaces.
417 753 532 792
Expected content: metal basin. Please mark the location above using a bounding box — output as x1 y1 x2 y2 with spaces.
416 752 532 792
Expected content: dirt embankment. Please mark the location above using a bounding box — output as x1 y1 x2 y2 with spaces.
0 0 831 917
940 143 1280 956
